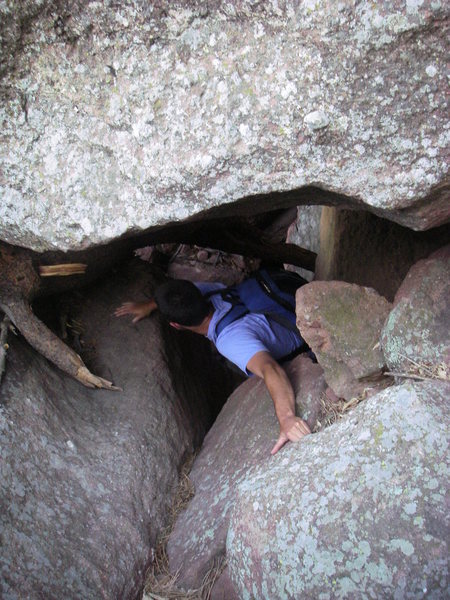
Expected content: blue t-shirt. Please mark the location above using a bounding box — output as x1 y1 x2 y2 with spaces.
195 282 304 375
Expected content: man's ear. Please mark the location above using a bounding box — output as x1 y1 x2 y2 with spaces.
169 322 183 330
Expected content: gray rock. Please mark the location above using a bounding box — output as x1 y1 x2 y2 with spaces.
382 244 450 373
1 1 449 252
227 381 450 600
286 205 322 282
167 355 327 590
0 266 197 599
304 110 330 130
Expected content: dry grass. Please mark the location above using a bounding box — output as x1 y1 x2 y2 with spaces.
315 391 370 431
385 353 449 383
143 454 226 600
315 353 449 432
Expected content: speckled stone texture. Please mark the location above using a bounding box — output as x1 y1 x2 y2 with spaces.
286 205 322 282
167 355 326 591
227 381 450 600
1 1 449 252
296 281 392 400
381 244 450 373
0 267 196 599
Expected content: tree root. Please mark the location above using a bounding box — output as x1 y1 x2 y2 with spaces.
0 242 120 390
1 298 120 390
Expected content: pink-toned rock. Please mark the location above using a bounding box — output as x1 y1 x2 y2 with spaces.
210 567 240 600
227 381 450 600
296 281 392 400
167 355 327 591
381 244 450 373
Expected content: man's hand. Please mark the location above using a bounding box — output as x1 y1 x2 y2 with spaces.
271 415 311 455
247 351 312 456
114 300 156 323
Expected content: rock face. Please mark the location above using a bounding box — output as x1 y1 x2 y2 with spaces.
286 205 322 282
0 266 199 599
381 244 450 373
1 1 449 252
296 281 392 400
315 207 450 301
167 355 326 590
227 381 450 600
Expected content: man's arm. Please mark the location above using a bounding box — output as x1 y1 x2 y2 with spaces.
246 351 311 455
114 299 157 323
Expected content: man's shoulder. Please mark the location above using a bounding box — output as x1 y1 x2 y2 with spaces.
194 281 226 295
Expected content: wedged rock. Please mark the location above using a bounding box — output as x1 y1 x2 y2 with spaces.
227 381 450 600
296 281 392 400
1 1 449 252
0 266 199 599
167 355 327 590
381 245 450 373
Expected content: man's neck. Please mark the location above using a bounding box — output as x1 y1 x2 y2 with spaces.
189 311 213 336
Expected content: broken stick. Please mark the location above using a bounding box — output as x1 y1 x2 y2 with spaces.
39 263 87 277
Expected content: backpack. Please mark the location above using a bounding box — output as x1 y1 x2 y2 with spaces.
204 269 308 337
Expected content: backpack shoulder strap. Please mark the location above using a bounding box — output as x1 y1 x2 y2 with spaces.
203 286 249 337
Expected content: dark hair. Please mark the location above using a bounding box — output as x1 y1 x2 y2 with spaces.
154 279 211 326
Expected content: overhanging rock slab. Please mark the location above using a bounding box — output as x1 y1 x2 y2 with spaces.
1 1 449 252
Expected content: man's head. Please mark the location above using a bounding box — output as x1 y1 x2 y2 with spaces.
154 279 211 327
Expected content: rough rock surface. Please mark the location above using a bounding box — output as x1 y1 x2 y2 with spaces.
210 567 240 600
286 205 322 281
1 1 449 252
167 355 327 590
296 281 392 400
315 207 450 301
227 381 450 600
0 266 198 599
381 244 450 372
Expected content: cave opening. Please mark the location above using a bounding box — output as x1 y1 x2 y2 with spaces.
1 198 448 600
30 203 320 446
26 201 449 448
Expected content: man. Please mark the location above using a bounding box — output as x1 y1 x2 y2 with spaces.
115 278 311 454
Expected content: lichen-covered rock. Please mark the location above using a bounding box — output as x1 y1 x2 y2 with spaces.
167 355 326 590
1 1 449 252
381 244 450 373
296 281 392 400
0 266 197 599
227 382 450 600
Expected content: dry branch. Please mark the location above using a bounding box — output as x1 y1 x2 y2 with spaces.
385 371 450 383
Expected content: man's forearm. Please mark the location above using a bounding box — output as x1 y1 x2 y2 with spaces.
246 351 311 454
261 360 297 426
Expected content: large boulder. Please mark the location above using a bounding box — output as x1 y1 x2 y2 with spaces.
227 381 450 600
1 1 449 252
381 244 450 373
0 265 200 599
167 355 327 591
296 281 392 400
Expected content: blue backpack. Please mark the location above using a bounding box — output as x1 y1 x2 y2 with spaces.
204 269 307 336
